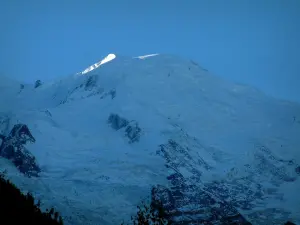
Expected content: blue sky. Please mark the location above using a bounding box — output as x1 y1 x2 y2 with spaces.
0 0 299 102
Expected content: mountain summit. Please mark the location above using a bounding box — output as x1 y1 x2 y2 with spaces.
0 54 300 225
79 53 117 75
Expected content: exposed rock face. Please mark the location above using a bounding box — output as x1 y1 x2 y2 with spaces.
151 185 251 225
107 113 129 130
295 166 300 175
107 113 142 143
150 130 300 224
151 138 251 224
57 77 116 106
34 79 42 88
0 124 40 177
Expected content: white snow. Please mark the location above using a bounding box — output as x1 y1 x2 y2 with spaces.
80 53 116 75
133 53 159 59
1 54 300 225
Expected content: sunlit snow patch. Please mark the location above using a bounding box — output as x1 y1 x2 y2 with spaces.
80 53 116 75
134 53 159 60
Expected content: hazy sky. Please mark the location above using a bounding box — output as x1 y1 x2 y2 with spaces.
0 0 299 102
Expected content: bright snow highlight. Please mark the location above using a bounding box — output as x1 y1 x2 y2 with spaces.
80 53 116 75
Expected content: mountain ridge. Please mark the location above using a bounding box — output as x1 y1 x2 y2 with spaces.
0 54 300 225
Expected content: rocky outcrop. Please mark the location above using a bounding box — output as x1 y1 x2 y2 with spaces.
107 113 141 143
57 76 116 106
0 124 40 177
152 138 251 224
296 166 300 175
151 130 300 225
34 79 42 88
151 184 251 225
84 75 98 91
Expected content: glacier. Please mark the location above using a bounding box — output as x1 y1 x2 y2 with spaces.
0 54 300 225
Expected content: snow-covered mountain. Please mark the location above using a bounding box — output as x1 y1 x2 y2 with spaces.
1 54 300 225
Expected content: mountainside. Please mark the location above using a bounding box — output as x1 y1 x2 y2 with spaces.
1 54 300 225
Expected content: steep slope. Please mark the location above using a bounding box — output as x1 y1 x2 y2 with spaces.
1 54 300 225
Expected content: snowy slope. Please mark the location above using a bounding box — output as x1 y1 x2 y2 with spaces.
1 54 300 225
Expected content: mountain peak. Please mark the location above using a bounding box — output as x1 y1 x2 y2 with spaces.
80 53 117 75
0 53 300 225
79 53 162 76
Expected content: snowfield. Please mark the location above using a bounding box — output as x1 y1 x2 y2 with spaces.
1 54 300 225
